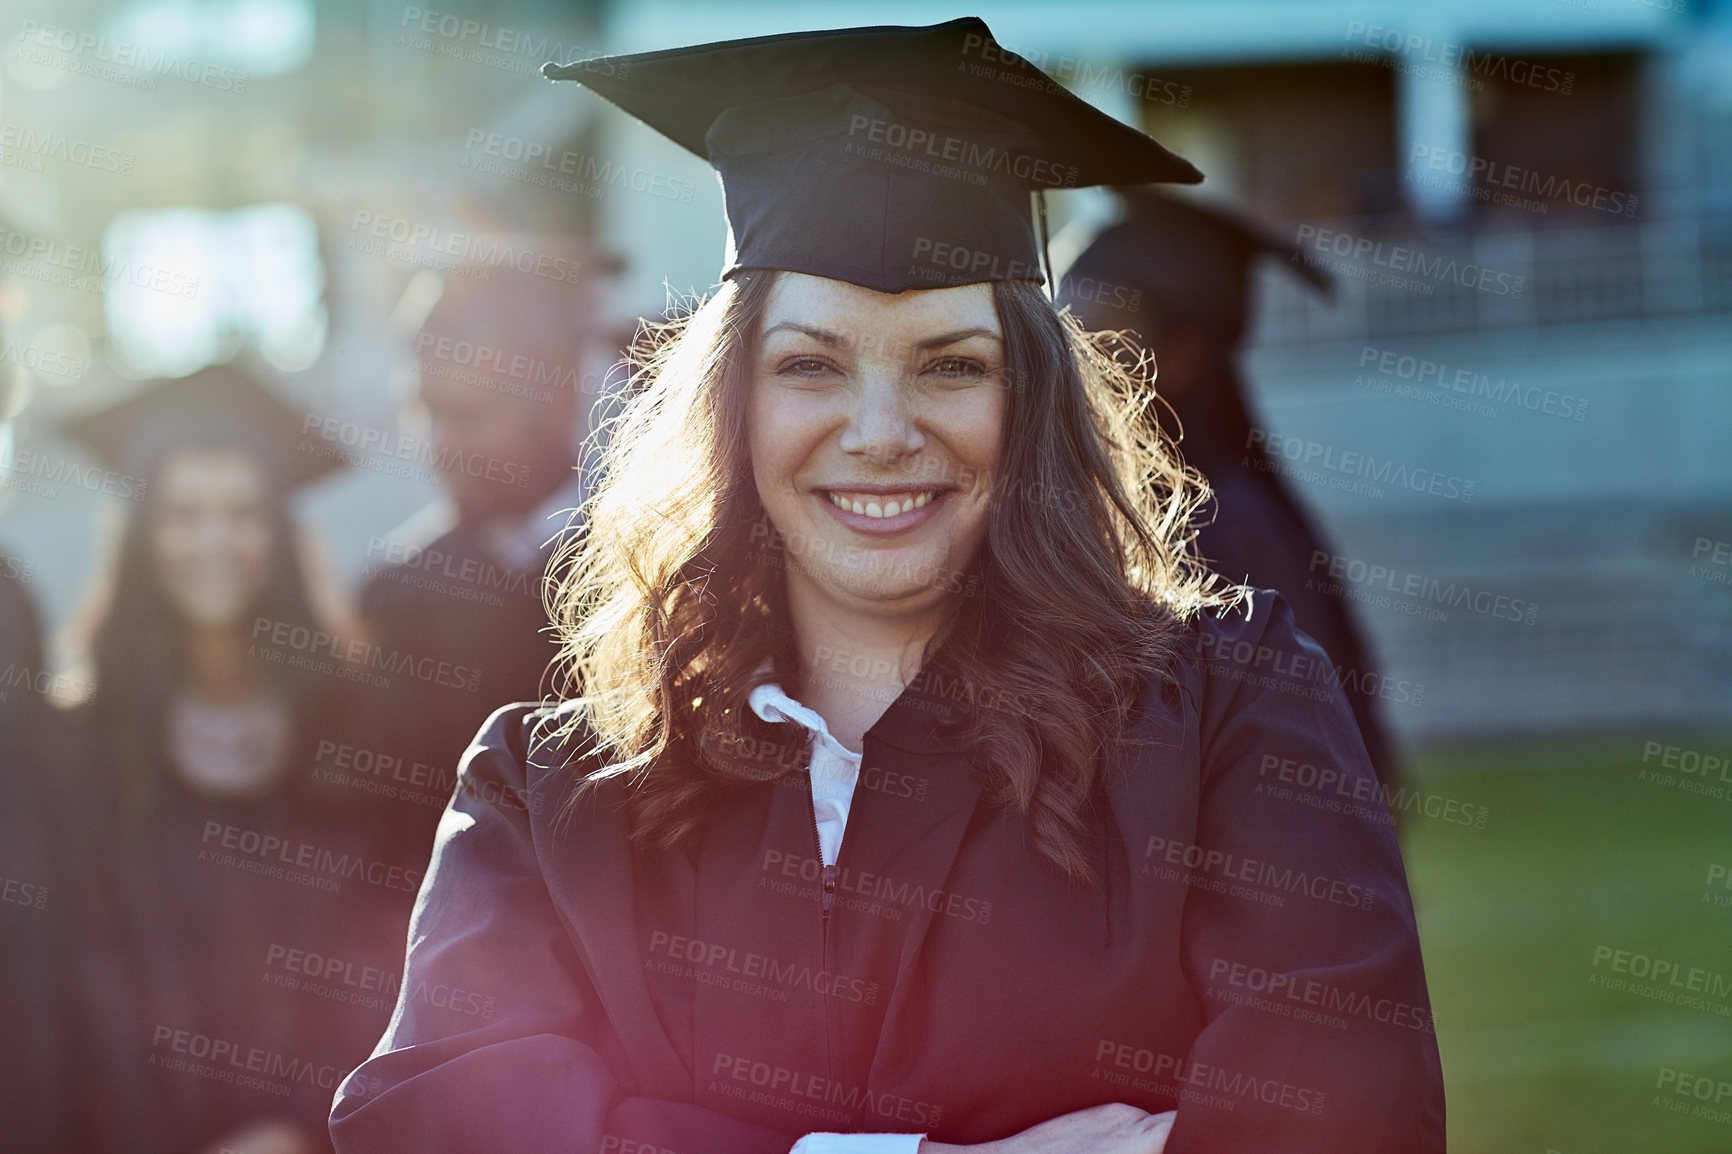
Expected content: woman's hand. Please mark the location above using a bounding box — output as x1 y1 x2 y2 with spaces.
919 1103 1177 1154
200 1117 321 1154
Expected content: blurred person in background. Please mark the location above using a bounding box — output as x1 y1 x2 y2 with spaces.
1057 188 1400 790
354 263 599 868
50 365 408 1154
0 353 81 1152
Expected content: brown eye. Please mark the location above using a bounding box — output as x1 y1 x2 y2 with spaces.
777 356 834 377
929 356 986 380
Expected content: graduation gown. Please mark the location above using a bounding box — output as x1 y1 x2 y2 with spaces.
55 702 418 1154
0 562 82 1153
351 516 567 875
1176 364 1401 792
329 591 1446 1153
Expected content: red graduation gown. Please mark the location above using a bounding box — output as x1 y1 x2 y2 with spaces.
329 591 1446 1152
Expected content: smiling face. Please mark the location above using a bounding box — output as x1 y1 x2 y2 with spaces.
746 272 1006 620
150 448 275 630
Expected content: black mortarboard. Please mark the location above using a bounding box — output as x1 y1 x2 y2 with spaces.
543 18 1201 294
1058 187 1331 339
62 363 343 491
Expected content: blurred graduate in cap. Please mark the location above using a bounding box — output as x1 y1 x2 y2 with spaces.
332 19 1445 1154
1056 188 1400 790
50 364 416 1154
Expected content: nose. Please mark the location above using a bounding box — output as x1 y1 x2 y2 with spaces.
837 368 923 466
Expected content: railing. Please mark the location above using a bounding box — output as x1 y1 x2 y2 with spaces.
1249 209 1732 345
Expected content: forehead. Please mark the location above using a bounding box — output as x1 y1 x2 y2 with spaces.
156 448 268 500
759 273 1001 344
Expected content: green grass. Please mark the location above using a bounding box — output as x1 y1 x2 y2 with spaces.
1401 734 1732 1154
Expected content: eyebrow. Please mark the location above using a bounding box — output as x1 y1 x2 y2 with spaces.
760 321 1004 351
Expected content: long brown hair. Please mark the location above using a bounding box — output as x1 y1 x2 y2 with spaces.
548 270 1236 883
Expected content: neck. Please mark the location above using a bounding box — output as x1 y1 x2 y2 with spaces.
184 623 263 704
457 456 577 526
783 576 951 751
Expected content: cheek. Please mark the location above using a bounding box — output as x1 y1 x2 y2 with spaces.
747 387 820 499
236 520 274 573
945 392 1005 477
151 520 192 572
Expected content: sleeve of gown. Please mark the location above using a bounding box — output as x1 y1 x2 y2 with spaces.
1168 590 1447 1154
328 705 804 1154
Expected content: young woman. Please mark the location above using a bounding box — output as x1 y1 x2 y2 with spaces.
331 20 1446 1154
55 366 410 1154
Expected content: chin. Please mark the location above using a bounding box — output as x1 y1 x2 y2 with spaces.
806 555 962 607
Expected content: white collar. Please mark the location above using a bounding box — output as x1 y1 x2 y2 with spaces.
747 670 863 766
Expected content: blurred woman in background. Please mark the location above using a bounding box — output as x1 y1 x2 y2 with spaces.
52 364 404 1154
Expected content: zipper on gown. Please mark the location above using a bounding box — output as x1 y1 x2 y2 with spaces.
805 767 838 1079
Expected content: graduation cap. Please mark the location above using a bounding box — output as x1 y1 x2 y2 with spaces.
62 363 343 491
542 18 1201 294
1057 187 1332 340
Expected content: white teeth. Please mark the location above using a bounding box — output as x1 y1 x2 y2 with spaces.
827 490 941 519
